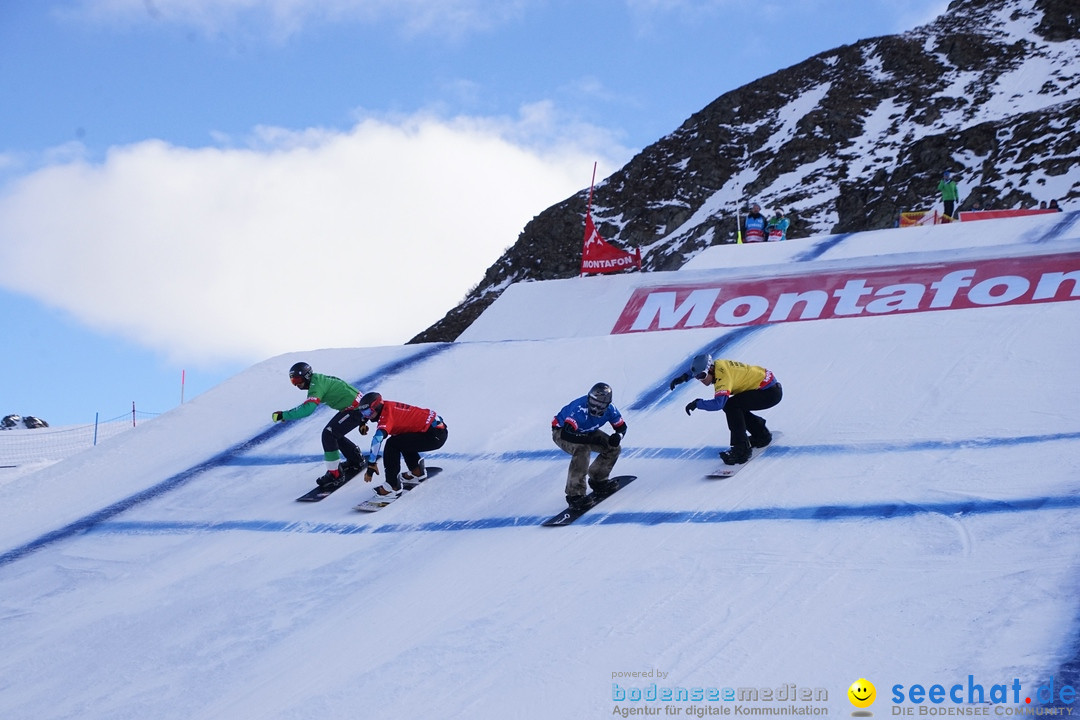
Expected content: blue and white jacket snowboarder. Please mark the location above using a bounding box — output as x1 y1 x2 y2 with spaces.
551 383 628 508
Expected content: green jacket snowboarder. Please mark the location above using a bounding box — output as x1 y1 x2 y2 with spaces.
271 362 368 487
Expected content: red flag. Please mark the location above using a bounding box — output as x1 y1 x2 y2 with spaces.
580 162 642 276
581 212 641 275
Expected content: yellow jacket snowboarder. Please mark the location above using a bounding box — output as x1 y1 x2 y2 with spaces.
669 354 783 465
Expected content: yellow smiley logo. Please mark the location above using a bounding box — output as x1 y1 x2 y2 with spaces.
848 678 876 708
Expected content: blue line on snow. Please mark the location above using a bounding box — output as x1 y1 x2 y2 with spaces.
792 232 855 262
1032 210 1080 244
87 491 1080 538
227 430 1080 467
626 233 857 412
628 326 768 411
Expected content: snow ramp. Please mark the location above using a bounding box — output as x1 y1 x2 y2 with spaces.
0 213 1078 720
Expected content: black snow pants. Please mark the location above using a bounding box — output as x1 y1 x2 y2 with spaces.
382 422 448 484
724 383 783 447
322 408 366 466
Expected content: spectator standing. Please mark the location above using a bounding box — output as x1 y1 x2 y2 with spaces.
744 203 767 243
766 209 790 242
938 171 960 221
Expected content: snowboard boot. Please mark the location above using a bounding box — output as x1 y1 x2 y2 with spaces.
588 476 619 497
398 459 427 485
316 468 343 487
338 461 362 480
373 482 403 499
749 428 772 449
566 493 590 511
720 443 752 465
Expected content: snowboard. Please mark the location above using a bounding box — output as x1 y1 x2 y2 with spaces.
706 431 781 478
295 466 361 502
706 442 775 478
541 475 637 527
354 466 443 512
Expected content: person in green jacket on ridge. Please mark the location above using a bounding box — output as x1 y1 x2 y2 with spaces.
938 170 960 221
271 361 368 487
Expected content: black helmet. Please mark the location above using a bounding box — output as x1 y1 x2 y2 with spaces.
587 383 613 417
358 391 383 420
289 361 313 389
690 353 713 379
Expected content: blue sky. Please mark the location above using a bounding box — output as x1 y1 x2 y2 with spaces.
0 0 946 425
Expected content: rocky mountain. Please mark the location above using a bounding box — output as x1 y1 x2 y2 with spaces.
411 0 1080 343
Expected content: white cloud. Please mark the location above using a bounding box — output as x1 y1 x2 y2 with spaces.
0 109 632 364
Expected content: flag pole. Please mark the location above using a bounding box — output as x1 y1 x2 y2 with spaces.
736 184 744 245
588 161 597 213
581 162 598 278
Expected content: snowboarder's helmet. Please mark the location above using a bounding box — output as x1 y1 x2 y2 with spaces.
359 392 383 420
289 361 313 389
587 383 613 417
690 353 713 379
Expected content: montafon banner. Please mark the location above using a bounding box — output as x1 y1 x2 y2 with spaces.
612 252 1080 334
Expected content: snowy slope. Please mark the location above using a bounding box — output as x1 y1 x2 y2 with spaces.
1 217 1079 720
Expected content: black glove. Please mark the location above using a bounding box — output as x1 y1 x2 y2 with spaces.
271 411 284 422
685 400 698 416
358 421 369 435
607 432 621 448
669 373 690 391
